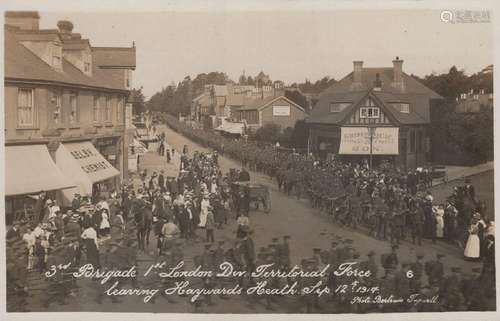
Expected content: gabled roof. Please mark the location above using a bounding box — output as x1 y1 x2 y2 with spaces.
374 92 429 124
237 95 306 112
308 89 430 125
5 30 129 92
310 65 443 126
307 91 368 124
92 46 136 69
320 67 442 100
226 94 254 106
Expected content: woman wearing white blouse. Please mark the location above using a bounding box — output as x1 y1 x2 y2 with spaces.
81 226 100 269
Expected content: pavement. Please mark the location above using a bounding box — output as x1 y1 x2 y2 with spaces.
19 124 491 313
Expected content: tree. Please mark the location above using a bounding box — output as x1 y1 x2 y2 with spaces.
238 73 247 85
254 123 281 143
285 89 308 109
130 87 146 115
290 119 309 148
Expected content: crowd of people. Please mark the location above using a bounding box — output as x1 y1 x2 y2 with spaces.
5 117 496 312
164 115 494 257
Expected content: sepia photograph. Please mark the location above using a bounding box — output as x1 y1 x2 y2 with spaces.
1 0 497 318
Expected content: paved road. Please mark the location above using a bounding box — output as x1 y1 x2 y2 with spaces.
22 124 488 313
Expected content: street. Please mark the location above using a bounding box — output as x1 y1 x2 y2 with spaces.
21 124 489 313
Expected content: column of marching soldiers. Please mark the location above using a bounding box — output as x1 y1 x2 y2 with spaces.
6 118 495 313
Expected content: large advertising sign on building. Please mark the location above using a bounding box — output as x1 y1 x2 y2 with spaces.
273 105 291 116
339 127 399 155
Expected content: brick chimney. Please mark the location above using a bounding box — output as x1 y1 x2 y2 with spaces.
5 11 40 31
392 56 404 88
350 61 364 91
353 61 363 83
57 20 74 40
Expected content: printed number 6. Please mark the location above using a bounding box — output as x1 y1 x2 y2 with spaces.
406 270 414 279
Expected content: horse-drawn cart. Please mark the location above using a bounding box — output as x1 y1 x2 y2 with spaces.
231 181 271 213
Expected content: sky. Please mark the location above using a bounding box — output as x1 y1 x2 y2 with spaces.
40 10 493 98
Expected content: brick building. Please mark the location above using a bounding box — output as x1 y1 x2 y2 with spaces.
4 11 136 222
307 58 443 169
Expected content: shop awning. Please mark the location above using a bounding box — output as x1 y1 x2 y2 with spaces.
5 144 76 196
131 139 148 155
55 141 120 197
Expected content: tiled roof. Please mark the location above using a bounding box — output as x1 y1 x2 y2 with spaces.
308 89 431 125
309 66 443 126
92 46 136 68
320 67 442 99
307 91 368 124
237 95 306 112
5 30 129 92
226 94 251 106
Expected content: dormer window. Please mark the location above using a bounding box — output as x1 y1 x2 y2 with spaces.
391 102 410 113
330 102 350 113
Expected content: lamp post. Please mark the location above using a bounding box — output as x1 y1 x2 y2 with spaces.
368 122 376 173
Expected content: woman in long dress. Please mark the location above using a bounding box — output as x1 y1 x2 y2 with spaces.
434 205 445 239
464 218 481 260
99 210 111 238
199 194 210 228
81 226 100 269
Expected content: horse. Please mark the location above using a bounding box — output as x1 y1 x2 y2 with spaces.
132 200 153 251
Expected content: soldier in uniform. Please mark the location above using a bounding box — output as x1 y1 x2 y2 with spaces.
298 258 320 313
409 201 424 246
390 206 405 245
348 194 362 230
198 244 216 306
279 235 291 272
441 267 465 311
462 267 484 310
158 245 177 304
425 253 444 287
360 250 379 280
395 262 412 311
382 245 399 277
409 254 424 292
376 202 389 240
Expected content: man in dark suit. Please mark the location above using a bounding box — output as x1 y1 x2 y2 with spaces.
158 170 165 193
464 178 476 202
238 168 250 182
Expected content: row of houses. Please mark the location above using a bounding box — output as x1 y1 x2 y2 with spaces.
191 82 309 134
191 58 453 170
4 11 136 223
456 88 494 113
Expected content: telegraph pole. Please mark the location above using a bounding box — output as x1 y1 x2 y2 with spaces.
368 121 376 174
